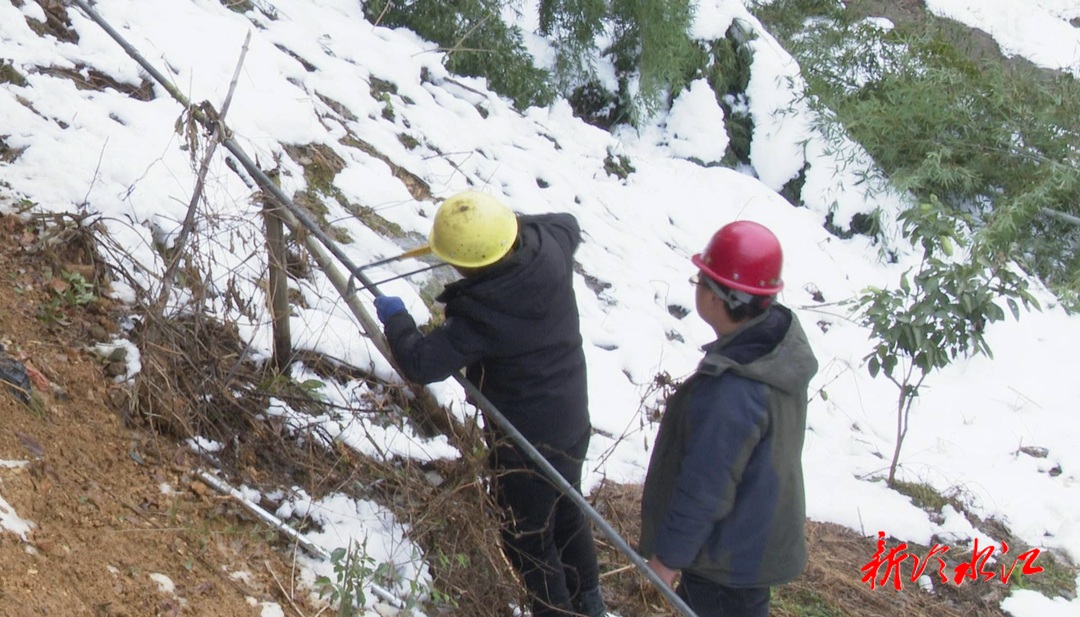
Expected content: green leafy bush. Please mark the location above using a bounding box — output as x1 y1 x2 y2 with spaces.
606 0 698 119
364 0 555 109
854 198 1039 485
366 0 703 123
315 540 383 616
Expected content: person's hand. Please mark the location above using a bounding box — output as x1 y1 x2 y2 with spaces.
647 558 678 588
374 296 406 323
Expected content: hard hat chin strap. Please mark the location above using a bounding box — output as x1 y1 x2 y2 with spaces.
702 276 756 309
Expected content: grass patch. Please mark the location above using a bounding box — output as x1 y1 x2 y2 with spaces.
0 60 28 87
221 0 255 14
34 65 154 101
886 482 1079 604
339 133 432 202
772 586 844 617
397 133 420 150
603 149 635 180
282 142 412 245
0 135 27 163
344 204 404 240
890 479 952 514
1007 550 1078 599
369 76 398 122
24 2 79 44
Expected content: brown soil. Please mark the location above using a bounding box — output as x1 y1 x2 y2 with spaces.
0 209 521 617
0 212 319 616
590 480 1020 617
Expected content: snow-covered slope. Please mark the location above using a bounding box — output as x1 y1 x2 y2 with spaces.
2 1 1079 615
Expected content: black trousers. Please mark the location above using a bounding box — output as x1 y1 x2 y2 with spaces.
677 572 771 617
491 431 600 617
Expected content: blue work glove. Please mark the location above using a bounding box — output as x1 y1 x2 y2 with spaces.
374 295 406 324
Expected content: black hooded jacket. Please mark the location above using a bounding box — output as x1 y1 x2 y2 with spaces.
382 213 590 455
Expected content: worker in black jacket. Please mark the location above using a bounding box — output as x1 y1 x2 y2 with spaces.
373 190 608 617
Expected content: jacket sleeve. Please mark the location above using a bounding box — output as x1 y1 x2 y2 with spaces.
382 311 489 385
652 374 769 569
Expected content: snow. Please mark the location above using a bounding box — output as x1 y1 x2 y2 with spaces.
1 0 1079 615
925 0 1080 75
0 490 35 541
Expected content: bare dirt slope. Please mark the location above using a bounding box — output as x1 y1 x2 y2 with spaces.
0 212 317 616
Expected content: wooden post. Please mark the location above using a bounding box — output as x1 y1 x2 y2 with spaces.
263 189 292 371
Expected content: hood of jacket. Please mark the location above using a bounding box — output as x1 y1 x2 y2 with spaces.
436 218 570 320
698 305 818 395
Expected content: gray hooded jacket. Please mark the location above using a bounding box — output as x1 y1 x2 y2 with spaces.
639 305 818 587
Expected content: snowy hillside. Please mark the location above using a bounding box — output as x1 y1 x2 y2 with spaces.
2 1 1079 616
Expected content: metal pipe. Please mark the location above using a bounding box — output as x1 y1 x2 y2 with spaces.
68 2 698 614
453 377 698 615
197 469 330 560
196 470 405 609
67 0 384 297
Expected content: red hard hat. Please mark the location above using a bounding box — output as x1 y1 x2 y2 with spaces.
691 221 783 295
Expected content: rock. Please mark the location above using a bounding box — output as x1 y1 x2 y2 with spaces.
1020 446 1050 459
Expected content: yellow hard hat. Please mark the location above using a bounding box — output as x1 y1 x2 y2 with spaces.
429 191 519 268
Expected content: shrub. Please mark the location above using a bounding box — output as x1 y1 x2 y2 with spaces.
364 0 555 109
753 1 1080 305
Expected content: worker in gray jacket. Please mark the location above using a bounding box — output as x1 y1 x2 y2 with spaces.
640 221 818 617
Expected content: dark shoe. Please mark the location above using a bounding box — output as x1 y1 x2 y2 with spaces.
573 587 609 617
